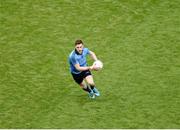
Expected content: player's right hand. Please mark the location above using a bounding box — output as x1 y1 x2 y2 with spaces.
89 65 99 71
89 65 94 70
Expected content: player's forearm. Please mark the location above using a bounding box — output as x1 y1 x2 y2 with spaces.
76 66 91 71
90 52 98 61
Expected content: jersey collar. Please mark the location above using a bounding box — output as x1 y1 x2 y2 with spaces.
75 49 83 55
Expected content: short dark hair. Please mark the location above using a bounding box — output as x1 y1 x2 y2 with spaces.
75 39 83 46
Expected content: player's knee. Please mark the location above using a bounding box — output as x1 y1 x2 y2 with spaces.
79 83 84 88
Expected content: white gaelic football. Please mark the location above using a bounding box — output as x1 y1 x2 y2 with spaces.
93 60 103 70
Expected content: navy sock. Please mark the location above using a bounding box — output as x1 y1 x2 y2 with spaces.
83 87 91 93
90 85 95 90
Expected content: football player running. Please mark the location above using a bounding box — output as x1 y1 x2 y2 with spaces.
68 39 100 99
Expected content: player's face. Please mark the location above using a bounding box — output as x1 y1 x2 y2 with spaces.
75 44 84 54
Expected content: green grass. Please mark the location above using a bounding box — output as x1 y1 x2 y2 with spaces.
0 0 180 128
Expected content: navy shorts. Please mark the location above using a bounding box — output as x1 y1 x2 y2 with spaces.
71 70 92 84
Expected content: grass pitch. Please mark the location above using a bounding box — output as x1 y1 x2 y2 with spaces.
0 0 180 128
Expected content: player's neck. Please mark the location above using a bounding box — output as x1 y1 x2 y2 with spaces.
75 49 82 55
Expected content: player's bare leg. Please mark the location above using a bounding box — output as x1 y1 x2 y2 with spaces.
85 75 100 96
79 80 90 92
80 80 95 98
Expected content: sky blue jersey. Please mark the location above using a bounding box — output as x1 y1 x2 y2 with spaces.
68 48 90 74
